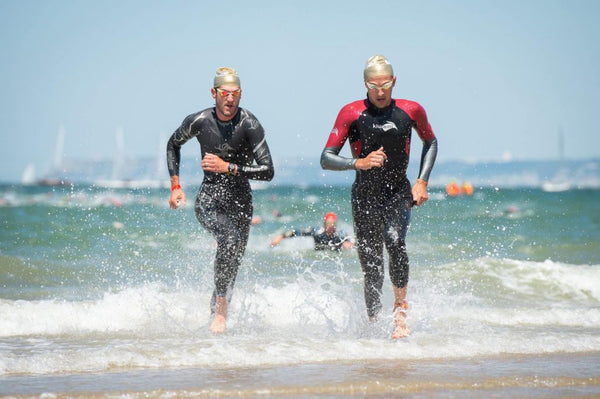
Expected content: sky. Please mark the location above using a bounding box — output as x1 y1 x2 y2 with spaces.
1 0 599 182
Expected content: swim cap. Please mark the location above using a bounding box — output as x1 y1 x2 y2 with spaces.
213 67 240 88
324 212 337 222
363 55 394 81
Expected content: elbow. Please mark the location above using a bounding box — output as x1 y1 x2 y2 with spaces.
320 149 331 170
265 168 274 181
320 154 327 170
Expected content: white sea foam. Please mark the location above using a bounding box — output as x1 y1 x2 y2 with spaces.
1 257 599 375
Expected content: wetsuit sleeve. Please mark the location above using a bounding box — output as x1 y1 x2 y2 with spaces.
283 227 315 238
417 137 438 182
402 100 438 182
320 103 362 171
238 115 274 181
166 113 201 177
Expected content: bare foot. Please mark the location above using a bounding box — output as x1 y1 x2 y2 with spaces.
210 314 226 334
210 295 227 334
391 309 410 339
391 299 410 339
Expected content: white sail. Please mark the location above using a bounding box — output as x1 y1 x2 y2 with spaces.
542 127 570 192
21 163 36 186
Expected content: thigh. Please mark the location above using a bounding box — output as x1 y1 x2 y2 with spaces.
352 193 384 266
382 195 412 246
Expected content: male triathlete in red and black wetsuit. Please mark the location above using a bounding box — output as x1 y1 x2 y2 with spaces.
167 67 274 334
320 55 437 339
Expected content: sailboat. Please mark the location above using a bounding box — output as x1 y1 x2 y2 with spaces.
542 128 570 192
23 126 71 187
94 129 169 189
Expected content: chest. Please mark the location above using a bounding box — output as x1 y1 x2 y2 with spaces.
195 119 249 157
353 108 414 155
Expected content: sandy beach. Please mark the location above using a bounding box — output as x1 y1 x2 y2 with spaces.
2 352 599 398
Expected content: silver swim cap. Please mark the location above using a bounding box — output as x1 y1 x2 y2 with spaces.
213 67 240 88
363 55 394 81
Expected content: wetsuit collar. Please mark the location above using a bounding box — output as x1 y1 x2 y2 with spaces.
365 97 395 114
214 107 241 124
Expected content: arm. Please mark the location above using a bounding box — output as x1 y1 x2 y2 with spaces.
321 101 388 171
166 113 202 209
320 103 361 171
409 103 438 206
337 233 355 250
238 113 274 181
270 227 314 247
239 136 274 181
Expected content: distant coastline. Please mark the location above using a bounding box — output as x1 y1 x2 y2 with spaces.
10 156 600 189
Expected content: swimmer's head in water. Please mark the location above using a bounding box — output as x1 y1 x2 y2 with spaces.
213 67 240 88
363 55 394 81
324 212 337 234
324 212 337 223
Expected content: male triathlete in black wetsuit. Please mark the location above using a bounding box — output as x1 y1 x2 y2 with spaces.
320 55 437 339
270 212 354 251
167 67 274 334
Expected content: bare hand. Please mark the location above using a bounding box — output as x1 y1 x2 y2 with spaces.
270 234 284 247
201 153 228 173
411 179 429 206
169 189 186 209
355 147 387 170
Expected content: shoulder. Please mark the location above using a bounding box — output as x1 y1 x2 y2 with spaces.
394 99 435 138
238 108 263 130
239 107 258 121
393 99 428 120
333 99 368 127
183 108 214 126
339 99 367 117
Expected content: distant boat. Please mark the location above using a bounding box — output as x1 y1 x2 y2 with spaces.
22 126 72 187
542 128 570 192
94 129 169 189
542 180 571 192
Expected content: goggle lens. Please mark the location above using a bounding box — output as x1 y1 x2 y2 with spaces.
366 81 393 90
216 88 241 98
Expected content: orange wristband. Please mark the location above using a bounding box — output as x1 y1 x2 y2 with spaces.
171 184 181 191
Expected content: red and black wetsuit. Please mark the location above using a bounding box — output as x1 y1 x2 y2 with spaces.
167 107 274 313
321 98 437 318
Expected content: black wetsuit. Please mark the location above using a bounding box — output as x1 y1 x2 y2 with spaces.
167 107 274 312
321 98 437 318
282 227 351 251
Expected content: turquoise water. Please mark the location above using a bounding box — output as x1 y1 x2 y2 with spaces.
1 183 599 378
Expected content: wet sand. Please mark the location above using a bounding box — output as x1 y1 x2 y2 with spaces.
2 352 599 398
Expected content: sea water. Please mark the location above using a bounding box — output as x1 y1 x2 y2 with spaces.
0 184 599 381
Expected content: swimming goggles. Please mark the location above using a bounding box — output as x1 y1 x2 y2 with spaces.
365 81 394 90
216 88 242 98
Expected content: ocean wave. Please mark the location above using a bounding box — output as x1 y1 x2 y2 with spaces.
1 262 599 375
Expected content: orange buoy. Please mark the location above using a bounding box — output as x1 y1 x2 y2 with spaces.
461 182 474 196
446 181 461 197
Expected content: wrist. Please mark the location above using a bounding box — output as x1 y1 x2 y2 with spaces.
416 179 428 186
171 184 181 191
227 163 238 176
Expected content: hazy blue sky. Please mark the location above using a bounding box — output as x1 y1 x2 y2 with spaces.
1 0 598 182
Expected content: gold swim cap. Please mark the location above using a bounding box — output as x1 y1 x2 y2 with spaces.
213 67 240 88
363 55 394 81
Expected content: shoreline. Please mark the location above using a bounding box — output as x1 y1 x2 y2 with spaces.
2 352 599 398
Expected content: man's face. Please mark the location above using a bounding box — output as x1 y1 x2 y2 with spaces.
365 75 395 109
211 85 241 121
324 219 336 235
